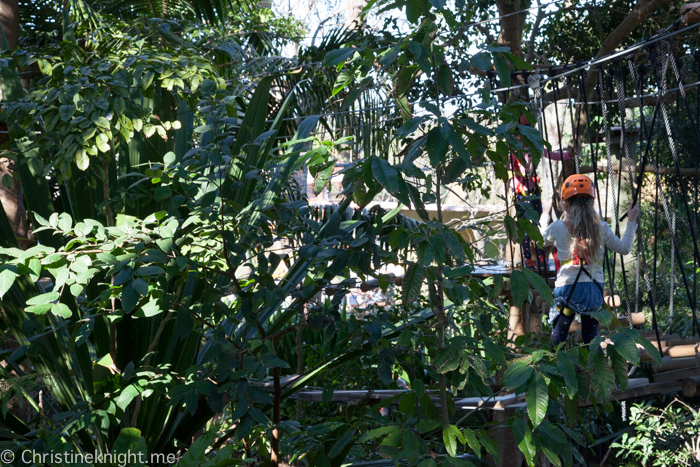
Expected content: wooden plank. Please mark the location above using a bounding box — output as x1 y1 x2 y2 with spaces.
653 366 700 383
578 380 683 408
455 393 526 410
653 355 700 373
294 389 443 404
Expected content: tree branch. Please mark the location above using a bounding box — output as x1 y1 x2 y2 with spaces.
527 0 546 63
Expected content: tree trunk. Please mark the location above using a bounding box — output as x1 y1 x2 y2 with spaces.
0 157 30 247
496 0 526 58
0 0 27 247
0 0 18 50
346 0 366 27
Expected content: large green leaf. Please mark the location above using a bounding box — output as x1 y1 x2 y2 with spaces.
587 350 615 402
526 371 548 429
626 328 663 365
371 157 400 193
402 263 425 305
504 361 532 389
509 270 529 310
512 418 535 467
607 345 629 391
556 352 578 398
610 331 640 366
224 76 274 196
522 268 553 306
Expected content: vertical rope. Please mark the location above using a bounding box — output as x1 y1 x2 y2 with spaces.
653 131 661 333
668 210 676 332
622 45 663 351
656 39 700 336
565 75 581 173
612 61 637 327
581 69 614 286
598 67 633 319
552 77 568 180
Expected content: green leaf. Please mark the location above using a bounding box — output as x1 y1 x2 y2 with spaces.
416 241 433 267
59 104 76 121
587 350 615 402
449 424 465 444
518 124 545 159
371 158 400 193
526 371 548 429
522 268 553 306
116 384 142 410
324 48 358 67
399 392 416 414
426 127 448 166
437 65 453 95
57 213 72 232
112 427 146 458
442 230 466 261
512 418 535 467
610 332 640 366
332 70 354 96
402 263 425 305
406 0 424 23
470 52 491 70
484 340 506 366
443 426 457 457
556 352 578 398
134 266 165 276
51 303 72 319
328 429 355 459
314 163 334 195
607 345 629 391
590 308 614 328
463 427 481 457
75 149 89 171
26 292 59 305
415 419 441 433
503 51 532 70
628 329 663 365
121 282 139 314
509 270 528 309
0 269 16 299
493 53 510 88
94 116 110 129
134 298 161 318
95 133 110 153
360 426 399 441
25 304 53 314
504 361 532 389
395 65 419 96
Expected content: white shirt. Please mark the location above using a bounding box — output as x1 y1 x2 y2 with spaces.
539 213 637 288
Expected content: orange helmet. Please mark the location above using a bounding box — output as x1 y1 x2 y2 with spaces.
562 174 595 200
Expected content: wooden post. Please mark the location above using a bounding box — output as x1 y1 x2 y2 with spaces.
508 303 527 346
683 376 700 397
529 307 543 334
487 409 525 467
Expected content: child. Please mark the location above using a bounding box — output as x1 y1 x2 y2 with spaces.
509 115 574 271
540 174 640 345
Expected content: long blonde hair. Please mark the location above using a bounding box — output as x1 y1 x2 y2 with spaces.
564 195 602 265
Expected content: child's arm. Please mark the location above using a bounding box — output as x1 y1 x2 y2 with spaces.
602 203 639 255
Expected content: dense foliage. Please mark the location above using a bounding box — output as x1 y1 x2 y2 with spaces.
0 0 695 466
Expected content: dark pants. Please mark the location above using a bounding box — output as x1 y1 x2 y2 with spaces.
551 312 599 345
